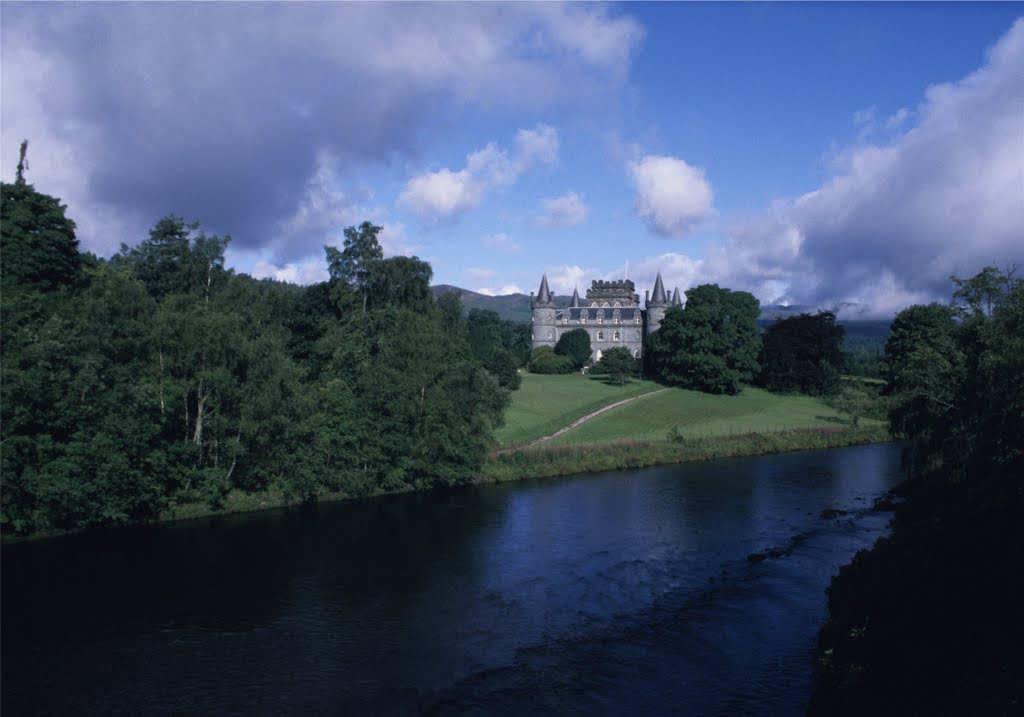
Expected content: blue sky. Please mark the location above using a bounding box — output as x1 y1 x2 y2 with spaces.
3 2 1022 317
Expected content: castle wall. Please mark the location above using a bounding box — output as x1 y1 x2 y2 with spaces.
531 274 678 363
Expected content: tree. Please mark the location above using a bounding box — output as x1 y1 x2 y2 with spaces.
112 216 230 300
882 303 961 466
759 311 845 394
555 328 592 369
590 346 639 385
367 255 433 314
647 284 761 394
325 221 384 312
466 309 524 390
1 145 81 292
528 346 574 374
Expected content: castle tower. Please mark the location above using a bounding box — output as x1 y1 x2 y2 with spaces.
671 287 682 307
530 274 557 351
645 270 670 335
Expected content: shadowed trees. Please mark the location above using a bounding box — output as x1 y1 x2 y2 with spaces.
758 311 845 395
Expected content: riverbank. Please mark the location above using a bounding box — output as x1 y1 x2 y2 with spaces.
807 471 1024 715
481 425 889 482
2 424 890 543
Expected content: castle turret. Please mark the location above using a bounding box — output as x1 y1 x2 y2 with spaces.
671 287 682 306
531 274 557 351
570 287 580 308
645 271 670 335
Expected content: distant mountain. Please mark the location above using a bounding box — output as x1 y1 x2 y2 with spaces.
432 284 570 324
758 303 817 320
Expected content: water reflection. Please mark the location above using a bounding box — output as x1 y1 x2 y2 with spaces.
2 443 904 715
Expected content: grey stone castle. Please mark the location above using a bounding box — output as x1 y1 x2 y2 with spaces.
530 272 682 362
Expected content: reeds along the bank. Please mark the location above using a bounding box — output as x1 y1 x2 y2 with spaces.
479 426 890 482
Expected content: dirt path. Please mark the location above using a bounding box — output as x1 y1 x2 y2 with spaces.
492 388 669 456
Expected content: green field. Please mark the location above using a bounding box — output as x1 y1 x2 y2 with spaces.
497 374 882 448
494 373 662 447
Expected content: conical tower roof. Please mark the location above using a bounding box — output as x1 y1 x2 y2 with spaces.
536 274 553 304
570 287 580 308
650 271 668 304
672 287 682 306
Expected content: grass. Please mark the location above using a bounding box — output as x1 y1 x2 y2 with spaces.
482 425 890 482
494 372 662 447
545 384 884 445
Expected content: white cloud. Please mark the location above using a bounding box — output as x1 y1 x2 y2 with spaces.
713 18 1024 316
476 283 524 297
378 222 419 257
399 124 559 224
540 264 606 296
251 257 329 285
885 107 911 131
853 106 876 127
627 253 706 305
628 155 716 238
540 191 589 227
515 124 560 167
483 233 524 254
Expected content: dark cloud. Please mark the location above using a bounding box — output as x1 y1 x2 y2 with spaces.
1 2 642 259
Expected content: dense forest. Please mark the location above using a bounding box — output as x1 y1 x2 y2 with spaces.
1 169 527 535
809 267 1024 714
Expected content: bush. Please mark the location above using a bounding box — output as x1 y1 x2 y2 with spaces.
529 346 574 374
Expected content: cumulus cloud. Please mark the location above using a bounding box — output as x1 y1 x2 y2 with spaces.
399 125 559 224
628 155 716 238
626 253 706 305
251 258 330 285
476 284 524 297
538 265 606 296
483 233 524 255
0 4 640 259
539 191 589 227
713 18 1024 316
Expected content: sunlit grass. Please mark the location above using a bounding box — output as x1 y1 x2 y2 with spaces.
542 384 884 445
494 372 661 447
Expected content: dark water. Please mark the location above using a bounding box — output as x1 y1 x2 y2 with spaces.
2 443 903 716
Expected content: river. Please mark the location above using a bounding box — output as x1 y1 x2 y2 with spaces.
1 443 903 715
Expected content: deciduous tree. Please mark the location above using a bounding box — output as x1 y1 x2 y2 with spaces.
554 328 592 369
647 284 760 394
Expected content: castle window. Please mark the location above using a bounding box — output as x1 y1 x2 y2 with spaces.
602 302 610 308
597 331 604 341
634 350 641 358
547 330 553 339
613 317 620 324
580 315 586 324
614 301 621 308
591 302 598 308
597 314 603 324
635 316 641 324
613 331 620 341
563 316 568 324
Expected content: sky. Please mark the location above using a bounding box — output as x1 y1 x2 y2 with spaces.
2 2 1022 318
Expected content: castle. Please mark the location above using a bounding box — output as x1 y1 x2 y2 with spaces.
530 272 682 362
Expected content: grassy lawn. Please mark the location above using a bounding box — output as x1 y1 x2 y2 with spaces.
494 372 662 447
546 385 883 445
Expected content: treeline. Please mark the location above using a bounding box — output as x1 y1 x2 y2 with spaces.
1 176 521 535
809 267 1024 715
